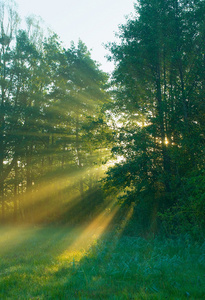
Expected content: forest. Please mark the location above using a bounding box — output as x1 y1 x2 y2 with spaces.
1 0 204 236
0 0 205 298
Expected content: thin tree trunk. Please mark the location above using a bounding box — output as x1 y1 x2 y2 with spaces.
76 114 84 200
156 66 172 196
13 159 18 222
0 128 5 221
0 44 6 222
174 0 188 132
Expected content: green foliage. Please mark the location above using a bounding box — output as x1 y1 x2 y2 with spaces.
0 2 111 223
106 0 205 237
159 170 205 238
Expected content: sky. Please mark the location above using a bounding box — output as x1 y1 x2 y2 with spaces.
14 0 136 73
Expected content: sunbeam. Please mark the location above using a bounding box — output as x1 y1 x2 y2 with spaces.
57 200 119 261
10 161 110 223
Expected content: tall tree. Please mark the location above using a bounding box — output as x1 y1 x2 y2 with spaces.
0 0 19 220
0 7 111 223
106 0 205 235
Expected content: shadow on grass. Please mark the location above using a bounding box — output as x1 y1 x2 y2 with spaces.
49 233 205 300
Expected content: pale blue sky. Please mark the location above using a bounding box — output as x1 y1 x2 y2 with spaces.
15 0 136 73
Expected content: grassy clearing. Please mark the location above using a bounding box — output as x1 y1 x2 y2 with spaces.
0 226 204 299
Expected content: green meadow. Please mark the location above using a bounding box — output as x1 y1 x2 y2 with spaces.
0 226 204 299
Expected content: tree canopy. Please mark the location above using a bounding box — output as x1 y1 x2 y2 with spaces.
106 0 205 236
0 1 112 223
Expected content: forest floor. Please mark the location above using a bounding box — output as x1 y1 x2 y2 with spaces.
0 226 204 299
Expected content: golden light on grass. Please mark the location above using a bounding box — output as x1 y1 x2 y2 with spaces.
58 202 135 265
57 200 119 261
3 148 122 264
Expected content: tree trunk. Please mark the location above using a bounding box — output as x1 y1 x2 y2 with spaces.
76 114 84 200
155 66 172 196
0 44 6 222
13 159 18 222
0 125 5 221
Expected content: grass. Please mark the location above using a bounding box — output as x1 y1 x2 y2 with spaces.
0 226 204 299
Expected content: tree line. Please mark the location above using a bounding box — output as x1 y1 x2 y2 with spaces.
0 0 204 237
0 1 111 223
